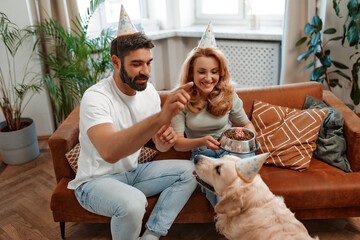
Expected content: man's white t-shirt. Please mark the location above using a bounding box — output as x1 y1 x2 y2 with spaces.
68 76 161 190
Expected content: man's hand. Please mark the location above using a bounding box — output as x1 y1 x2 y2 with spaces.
158 82 194 125
153 122 177 152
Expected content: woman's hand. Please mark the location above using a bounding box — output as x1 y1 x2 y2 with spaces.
201 136 220 150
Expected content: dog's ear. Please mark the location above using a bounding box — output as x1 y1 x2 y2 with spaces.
215 186 243 217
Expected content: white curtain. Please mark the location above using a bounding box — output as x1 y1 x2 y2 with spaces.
279 0 316 84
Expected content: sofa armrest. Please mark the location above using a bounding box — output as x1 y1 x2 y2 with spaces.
323 90 360 172
48 105 80 183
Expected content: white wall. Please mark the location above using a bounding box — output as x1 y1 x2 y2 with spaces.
0 0 55 136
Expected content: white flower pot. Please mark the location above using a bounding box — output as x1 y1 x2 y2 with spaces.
0 118 40 165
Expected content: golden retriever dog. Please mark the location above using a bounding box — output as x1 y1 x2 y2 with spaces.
193 154 318 240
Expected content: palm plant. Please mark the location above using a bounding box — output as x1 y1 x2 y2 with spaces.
33 0 114 125
0 12 42 131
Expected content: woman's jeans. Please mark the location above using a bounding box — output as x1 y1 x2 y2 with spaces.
74 160 197 240
191 148 254 208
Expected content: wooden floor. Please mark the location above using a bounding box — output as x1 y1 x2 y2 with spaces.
1 139 360 240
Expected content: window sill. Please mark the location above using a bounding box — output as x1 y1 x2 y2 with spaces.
146 25 282 41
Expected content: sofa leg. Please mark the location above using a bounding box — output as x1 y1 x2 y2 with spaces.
60 222 65 239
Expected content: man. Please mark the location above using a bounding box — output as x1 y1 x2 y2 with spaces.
67 5 197 240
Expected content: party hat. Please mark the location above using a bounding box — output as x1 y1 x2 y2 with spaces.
117 5 138 37
197 21 217 48
235 153 269 183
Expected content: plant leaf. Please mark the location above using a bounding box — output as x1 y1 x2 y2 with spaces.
304 23 315 35
324 28 336 34
322 55 332 67
311 32 321 45
347 23 360 46
311 66 326 80
297 49 313 61
301 61 315 72
329 79 342 88
333 70 351 80
333 0 340 16
312 15 323 31
328 36 343 41
348 0 359 17
332 60 349 69
296 37 307 47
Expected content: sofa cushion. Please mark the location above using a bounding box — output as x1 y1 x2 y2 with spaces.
51 178 214 223
65 143 157 173
251 100 328 171
302 95 352 172
260 159 360 210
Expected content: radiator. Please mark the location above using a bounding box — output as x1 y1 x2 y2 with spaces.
217 40 281 88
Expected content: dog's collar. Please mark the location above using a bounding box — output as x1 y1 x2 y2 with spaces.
235 163 251 183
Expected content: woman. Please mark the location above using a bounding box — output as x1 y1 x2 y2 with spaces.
171 22 256 207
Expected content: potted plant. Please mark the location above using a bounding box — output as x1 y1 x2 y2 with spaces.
0 12 42 165
333 0 360 105
32 0 114 125
296 15 350 90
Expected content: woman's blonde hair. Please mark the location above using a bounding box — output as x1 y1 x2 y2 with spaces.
179 47 234 117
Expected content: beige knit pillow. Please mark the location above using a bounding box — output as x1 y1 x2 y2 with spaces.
65 143 157 173
251 100 328 171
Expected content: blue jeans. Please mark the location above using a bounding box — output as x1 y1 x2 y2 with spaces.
74 160 197 240
191 148 254 208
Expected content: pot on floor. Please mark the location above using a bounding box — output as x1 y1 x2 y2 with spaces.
0 118 40 165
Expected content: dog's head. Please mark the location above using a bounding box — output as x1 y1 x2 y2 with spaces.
194 153 269 218
193 154 243 196
193 153 269 196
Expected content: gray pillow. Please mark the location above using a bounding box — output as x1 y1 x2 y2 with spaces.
302 95 352 172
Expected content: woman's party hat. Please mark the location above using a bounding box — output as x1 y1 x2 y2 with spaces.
197 21 217 48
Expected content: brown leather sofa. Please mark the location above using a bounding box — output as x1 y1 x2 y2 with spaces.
49 82 360 239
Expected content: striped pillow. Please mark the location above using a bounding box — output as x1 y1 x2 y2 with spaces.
251 100 328 171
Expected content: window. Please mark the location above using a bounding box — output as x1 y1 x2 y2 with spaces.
196 0 285 26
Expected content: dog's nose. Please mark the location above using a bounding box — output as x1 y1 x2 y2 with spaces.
194 155 201 165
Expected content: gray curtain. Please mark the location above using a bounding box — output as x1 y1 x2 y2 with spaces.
280 0 316 84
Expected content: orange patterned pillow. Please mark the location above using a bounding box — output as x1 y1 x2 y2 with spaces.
251 100 328 171
65 143 157 173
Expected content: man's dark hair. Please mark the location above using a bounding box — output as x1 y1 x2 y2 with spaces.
110 32 154 62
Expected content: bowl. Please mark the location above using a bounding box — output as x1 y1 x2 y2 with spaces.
219 127 259 154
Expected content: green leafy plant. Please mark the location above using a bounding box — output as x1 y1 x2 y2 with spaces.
333 0 360 105
296 15 350 89
0 12 42 131
33 0 114 124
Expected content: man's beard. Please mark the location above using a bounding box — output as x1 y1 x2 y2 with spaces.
120 64 149 91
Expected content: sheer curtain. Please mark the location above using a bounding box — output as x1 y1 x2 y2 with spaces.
279 0 316 84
